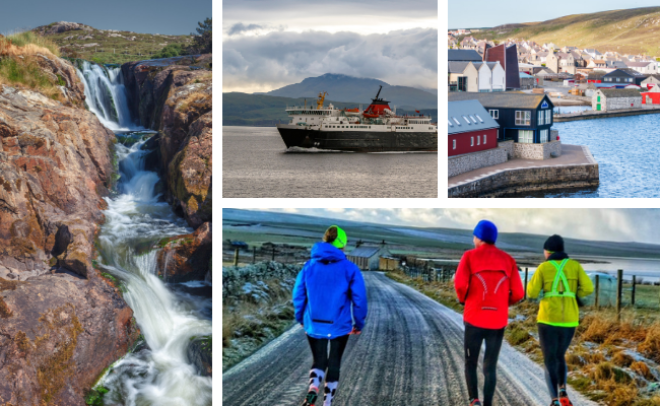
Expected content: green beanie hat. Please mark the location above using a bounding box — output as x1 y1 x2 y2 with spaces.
328 225 347 249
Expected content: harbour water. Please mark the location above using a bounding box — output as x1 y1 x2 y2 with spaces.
528 114 660 197
223 126 438 198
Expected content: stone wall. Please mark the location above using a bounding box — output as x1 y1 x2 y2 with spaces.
449 162 599 197
513 140 562 160
448 147 508 177
498 140 514 159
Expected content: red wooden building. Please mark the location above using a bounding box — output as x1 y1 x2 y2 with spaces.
448 100 500 156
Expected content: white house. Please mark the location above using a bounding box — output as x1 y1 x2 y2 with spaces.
625 61 658 75
592 89 642 112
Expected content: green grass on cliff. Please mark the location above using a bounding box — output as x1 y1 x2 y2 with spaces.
471 6 660 56
43 27 193 64
5 31 61 56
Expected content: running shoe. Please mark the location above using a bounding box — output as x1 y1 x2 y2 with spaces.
550 400 562 406
469 400 482 406
558 388 573 406
302 390 318 406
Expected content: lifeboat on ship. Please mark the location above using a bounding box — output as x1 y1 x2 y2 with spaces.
344 107 362 116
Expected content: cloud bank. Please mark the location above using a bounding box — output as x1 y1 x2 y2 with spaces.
249 209 660 244
223 28 438 93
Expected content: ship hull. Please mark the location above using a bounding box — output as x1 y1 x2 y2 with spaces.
276 124 437 152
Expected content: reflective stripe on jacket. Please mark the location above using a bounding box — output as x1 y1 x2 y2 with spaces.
527 256 594 327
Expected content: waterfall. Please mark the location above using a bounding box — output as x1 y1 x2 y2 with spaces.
75 61 142 132
96 141 212 406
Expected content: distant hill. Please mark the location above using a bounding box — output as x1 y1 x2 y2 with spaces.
223 92 437 127
32 21 192 64
265 73 437 110
223 209 660 259
471 7 660 56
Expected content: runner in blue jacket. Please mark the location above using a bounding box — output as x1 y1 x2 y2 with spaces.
293 225 368 406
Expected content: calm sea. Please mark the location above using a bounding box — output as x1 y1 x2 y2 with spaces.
526 114 660 197
222 126 438 198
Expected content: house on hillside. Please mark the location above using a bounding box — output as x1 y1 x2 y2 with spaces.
448 92 555 144
626 61 658 75
602 69 648 86
592 89 642 111
448 99 500 157
347 245 390 271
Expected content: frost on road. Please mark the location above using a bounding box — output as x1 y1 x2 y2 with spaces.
223 272 598 406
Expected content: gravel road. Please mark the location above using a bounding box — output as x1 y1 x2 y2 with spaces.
223 272 598 406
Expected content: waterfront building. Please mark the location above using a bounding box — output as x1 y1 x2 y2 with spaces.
592 89 642 111
641 85 660 105
448 99 500 156
484 43 521 90
448 92 555 144
602 69 648 86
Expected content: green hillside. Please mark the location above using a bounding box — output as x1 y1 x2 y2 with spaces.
32 22 193 64
223 92 437 127
471 7 660 56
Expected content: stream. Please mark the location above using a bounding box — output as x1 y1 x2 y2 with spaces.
76 63 213 405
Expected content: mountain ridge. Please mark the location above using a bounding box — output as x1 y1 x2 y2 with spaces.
265 73 437 109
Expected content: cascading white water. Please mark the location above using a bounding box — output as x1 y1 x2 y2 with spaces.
76 61 142 132
96 140 212 406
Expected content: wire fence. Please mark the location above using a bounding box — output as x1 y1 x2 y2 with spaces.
400 264 660 315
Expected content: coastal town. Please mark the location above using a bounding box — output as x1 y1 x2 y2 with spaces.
447 29 660 197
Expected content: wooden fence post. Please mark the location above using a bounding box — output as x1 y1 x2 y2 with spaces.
233 248 239 266
524 268 529 300
595 274 600 310
616 269 623 322
272 247 276 262
632 275 636 306
252 247 256 264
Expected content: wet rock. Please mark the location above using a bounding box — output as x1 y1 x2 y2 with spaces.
122 56 212 229
187 335 212 377
0 273 139 405
0 73 134 404
156 222 211 282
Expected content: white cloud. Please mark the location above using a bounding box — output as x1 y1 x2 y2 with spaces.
223 28 438 93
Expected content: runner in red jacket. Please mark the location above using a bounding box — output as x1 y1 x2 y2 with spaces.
454 220 525 406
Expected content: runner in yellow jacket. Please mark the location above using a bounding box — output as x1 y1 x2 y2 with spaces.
527 235 593 406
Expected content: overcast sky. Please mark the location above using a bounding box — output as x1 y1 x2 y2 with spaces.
0 0 210 35
250 209 660 244
449 1 660 29
223 0 438 93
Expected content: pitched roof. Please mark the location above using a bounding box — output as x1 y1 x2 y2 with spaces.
448 92 553 109
448 61 472 73
347 246 381 258
626 61 654 67
473 61 501 71
605 68 647 77
448 49 482 62
598 89 642 97
448 100 499 135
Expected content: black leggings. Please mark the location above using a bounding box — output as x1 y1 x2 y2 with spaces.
464 323 505 406
538 323 576 399
307 335 350 382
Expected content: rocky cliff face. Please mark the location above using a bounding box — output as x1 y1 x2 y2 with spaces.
0 56 139 405
122 55 212 281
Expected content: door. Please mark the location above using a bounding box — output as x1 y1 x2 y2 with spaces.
597 103 601 111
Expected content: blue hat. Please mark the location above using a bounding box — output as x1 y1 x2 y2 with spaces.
473 220 497 244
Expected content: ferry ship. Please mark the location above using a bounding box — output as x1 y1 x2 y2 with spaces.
276 86 438 152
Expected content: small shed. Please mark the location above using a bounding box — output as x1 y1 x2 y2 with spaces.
519 72 535 90
592 89 642 111
347 245 390 271
641 84 660 105
379 257 400 271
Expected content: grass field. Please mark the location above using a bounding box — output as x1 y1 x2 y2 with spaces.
468 7 660 56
